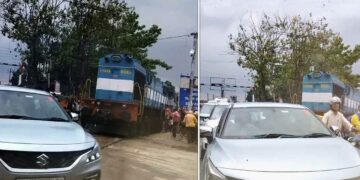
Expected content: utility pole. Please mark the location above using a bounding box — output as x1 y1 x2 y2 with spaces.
48 58 52 89
8 68 12 85
221 79 225 98
188 32 198 110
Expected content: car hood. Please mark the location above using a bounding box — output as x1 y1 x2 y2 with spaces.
0 119 95 152
210 137 360 172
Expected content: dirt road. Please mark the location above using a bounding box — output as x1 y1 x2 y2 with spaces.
96 133 198 180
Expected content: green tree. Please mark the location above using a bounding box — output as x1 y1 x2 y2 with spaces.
229 14 287 101
1 0 66 86
230 14 360 103
56 0 171 94
1 0 172 95
279 15 360 103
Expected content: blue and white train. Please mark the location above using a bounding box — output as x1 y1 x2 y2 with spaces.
302 71 360 116
82 54 176 136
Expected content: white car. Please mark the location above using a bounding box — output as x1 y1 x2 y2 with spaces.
201 103 360 179
200 101 230 159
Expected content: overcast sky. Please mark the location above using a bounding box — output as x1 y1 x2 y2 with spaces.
127 0 197 91
200 0 360 101
0 0 198 90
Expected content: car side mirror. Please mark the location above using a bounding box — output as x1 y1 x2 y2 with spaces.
202 128 214 144
70 112 79 121
348 135 360 146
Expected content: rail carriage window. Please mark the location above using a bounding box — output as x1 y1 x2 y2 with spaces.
352 99 356 112
121 69 132 75
303 84 313 89
156 92 159 108
321 84 330 89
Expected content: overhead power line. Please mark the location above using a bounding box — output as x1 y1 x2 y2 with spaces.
202 60 237 63
158 34 191 40
0 62 19 67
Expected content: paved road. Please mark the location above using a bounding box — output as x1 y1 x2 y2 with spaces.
95 133 198 180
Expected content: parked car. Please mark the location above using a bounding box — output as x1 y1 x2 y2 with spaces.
200 98 228 123
201 103 360 179
200 101 230 159
200 103 215 124
0 86 101 180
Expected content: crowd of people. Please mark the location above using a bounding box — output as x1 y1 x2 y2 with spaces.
164 107 198 144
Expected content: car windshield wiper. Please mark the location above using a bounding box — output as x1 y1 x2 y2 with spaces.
0 115 69 122
38 117 69 122
0 115 37 120
252 133 300 138
301 133 332 138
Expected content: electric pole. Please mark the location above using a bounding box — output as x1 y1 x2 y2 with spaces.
188 32 198 110
48 58 52 89
8 68 12 85
221 79 225 98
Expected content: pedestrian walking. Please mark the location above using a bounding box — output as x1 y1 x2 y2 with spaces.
183 110 197 143
171 109 181 138
164 107 172 132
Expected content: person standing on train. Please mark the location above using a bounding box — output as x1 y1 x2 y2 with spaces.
322 96 355 135
351 105 360 133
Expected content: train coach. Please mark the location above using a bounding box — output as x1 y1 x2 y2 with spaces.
81 54 176 137
302 71 360 117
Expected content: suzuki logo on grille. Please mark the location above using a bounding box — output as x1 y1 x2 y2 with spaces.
36 154 49 168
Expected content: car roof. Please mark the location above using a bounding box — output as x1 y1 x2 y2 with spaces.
216 102 230 105
0 85 50 96
206 98 230 105
232 102 306 109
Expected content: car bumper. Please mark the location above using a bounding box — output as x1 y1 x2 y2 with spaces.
0 158 101 180
218 166 360 180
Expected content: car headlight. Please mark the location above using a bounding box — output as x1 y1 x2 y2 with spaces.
86 142 101 163
206 159 226 180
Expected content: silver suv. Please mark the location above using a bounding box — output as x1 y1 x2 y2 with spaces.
0 86 101 180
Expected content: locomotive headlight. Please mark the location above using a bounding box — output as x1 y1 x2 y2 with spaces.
86 142 101 163
112 55 121 62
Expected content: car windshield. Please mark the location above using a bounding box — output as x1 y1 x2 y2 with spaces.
201 104 214 115
222 107 331 139
209 105 228 120
0 90 69 121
